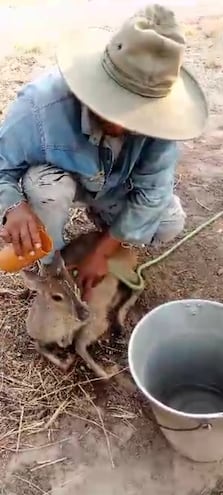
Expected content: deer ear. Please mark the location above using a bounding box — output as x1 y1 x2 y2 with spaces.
41 251 66 277
47 251 66 276
21 270 45 292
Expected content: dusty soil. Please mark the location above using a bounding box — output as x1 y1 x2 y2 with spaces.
0 7 223 495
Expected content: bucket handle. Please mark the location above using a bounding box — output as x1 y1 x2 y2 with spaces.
157 422 212 432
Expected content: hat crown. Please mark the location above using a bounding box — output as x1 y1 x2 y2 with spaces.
102 4 186 97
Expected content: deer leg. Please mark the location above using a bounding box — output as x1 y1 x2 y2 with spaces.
75 337 109 379
75 318 112 379
35 342 75 372
117 290 142 327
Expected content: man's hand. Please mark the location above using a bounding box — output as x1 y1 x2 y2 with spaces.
0 202 42 257
78 251 108 302
77 232 121 302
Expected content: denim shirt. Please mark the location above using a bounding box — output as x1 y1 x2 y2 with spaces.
0 66 179 243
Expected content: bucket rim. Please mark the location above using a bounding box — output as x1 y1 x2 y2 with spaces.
128 298 223 420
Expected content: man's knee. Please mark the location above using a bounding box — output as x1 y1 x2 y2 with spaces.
22 164 76 211
22 164 77 255
152 195 186 245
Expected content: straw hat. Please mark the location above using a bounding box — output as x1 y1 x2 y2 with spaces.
57 4 208 140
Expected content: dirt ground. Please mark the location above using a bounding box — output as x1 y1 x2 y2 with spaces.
0 3 223 494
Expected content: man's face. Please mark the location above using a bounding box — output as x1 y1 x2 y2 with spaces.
100 119 125 137
91 111 125 137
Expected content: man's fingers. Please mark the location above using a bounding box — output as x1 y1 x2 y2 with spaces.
83 287 93 303
20 224 34 255
11 229 23 257
28 219 42 249
0 228 11 244
83 277 94 302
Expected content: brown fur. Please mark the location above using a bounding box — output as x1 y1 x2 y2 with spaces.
23 231 139 378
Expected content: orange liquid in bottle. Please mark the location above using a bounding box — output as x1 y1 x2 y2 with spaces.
0 229 53 272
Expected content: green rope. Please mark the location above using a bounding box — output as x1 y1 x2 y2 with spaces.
117 210 223 291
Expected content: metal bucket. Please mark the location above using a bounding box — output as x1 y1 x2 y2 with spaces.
128 299 223 462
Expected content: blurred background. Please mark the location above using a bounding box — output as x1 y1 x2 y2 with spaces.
0 0 222 60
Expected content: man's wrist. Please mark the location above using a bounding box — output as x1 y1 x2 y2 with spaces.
6 200 27 215
94 232 120 258
3 200 27 224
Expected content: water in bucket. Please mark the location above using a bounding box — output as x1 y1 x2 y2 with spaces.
128 300 223 462
143 333 223 415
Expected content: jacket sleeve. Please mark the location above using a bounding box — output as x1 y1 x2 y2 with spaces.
0 95 44 213
110 138 179 244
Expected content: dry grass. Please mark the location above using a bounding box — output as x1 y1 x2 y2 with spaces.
0 263 132 459
0 274 120 453
196 478 223 494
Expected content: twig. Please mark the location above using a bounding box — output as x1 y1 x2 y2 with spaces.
29 384 73 403
78 384 115 469
27 361 34 381
195 197 212 211
0 422 44 443
16 405 24 453
31 457 67 472
0 316 6 332
66 412 118 439
2 373 34 388
38 371 50 405
44 400 68 430
79 426 92 441
0 428 17 445
77 366 129 386
13 474 46 494
70 208 84 223
1 434 74 453
31 367 127 404
0 289 20 297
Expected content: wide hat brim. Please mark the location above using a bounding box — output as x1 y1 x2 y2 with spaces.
57 27 208 141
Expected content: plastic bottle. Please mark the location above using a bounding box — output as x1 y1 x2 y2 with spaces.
0 229 53 272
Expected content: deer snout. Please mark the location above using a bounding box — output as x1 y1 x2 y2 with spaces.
59 334 74 348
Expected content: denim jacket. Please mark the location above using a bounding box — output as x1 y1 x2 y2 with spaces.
0 66 179 243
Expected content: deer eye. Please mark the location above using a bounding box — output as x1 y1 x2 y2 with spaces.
51 293 64 302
